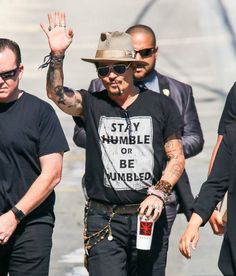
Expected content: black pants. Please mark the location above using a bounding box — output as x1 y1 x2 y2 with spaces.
85 193 178 276
0 223 53 276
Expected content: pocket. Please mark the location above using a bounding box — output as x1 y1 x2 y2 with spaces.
86 212 110 236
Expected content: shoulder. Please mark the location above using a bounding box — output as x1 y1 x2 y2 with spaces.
141 89 176 106
225 122 236 137
88 78 105 92
157 72 192 93
226 82 236 100
22 92 55 115
23 92 53 108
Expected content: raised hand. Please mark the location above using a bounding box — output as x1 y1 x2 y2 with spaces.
40 11 74 55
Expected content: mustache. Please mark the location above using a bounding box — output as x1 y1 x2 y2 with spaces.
135 63 145 69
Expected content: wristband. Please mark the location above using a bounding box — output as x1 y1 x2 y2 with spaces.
154 180 172 196
11 206 25 222
38 53 65 69
147 186 167 204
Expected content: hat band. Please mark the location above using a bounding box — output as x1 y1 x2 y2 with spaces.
95 50 134 59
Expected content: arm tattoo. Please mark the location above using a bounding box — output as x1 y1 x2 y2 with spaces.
55 86 66 105
55 86 82 109
165 139 184 160
46 64 82 115
163 138 185 179
169 164 183 177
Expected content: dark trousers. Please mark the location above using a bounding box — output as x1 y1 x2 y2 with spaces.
0 223 53 276
85 193 178 276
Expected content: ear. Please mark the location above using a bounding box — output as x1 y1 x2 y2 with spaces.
154 46 158 59
18 63 24 80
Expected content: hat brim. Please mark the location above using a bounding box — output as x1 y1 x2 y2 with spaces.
81 57 147 65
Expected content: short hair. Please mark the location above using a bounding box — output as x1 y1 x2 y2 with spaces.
126 24 156 47
0 38 22 66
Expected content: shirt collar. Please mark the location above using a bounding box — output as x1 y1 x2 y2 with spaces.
138 70 160 93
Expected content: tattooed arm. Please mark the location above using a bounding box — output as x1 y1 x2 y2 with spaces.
161 135 185 186
139 134 185 220
41 12 83 116
46 63 83 116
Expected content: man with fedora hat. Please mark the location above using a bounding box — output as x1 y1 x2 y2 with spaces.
73 24 204 275
40 12 185 276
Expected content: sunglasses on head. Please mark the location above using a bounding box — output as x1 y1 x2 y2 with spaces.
134 48 156 58
0 67 19 80
97 63 131 77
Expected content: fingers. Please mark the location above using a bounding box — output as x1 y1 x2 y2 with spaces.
40 23 50 36
67 29 74 39
209 211 225 235
60 11 66 27
139 203 163 221
179 237 192 259
152 206 162 221
48 12 66 28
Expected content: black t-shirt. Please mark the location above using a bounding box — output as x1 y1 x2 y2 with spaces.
74 89 183 205
0 92 69 225
218 82 236 135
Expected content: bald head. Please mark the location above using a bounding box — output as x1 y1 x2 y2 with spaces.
126 24 156 47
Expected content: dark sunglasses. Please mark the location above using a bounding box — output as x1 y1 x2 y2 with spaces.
134 48 156 58
0 67 19 80
97 63 131 77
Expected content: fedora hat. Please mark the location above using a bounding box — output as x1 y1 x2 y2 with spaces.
81 31 146 65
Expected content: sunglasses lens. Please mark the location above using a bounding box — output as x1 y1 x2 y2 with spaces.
138 48 153 58
97 66 110 77
113 65 126 74
0 68 18 80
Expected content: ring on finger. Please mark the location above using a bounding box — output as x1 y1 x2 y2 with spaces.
48 26 52 31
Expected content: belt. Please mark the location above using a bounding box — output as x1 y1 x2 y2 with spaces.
89 200 139 215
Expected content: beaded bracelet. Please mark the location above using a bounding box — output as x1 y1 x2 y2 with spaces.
154 180 172 196
38 53 65 69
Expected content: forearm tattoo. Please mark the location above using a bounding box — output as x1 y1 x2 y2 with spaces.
164 139 185 178
55 86 66 105
54 86 81 108
47 65 82 111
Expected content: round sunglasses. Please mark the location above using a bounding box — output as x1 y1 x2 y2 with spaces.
97 63 131 77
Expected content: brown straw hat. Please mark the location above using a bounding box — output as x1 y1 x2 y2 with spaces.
81 31 146 65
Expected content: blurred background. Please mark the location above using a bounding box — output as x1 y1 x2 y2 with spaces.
1 0 236 275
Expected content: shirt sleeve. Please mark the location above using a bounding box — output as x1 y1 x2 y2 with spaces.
218 82 236 135
163 97 183 141
181 86 204 158
193 127 232 224
38 104 69 157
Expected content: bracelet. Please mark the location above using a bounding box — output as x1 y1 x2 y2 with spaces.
148 192 165 204
147 186 166 204
38 53 65 69
154 180 172 196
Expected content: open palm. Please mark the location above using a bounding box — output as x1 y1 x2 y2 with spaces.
40 12 73 55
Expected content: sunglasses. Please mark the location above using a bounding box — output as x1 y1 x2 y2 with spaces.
134 48 156 58
97 63 131 77
0 67 19 80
